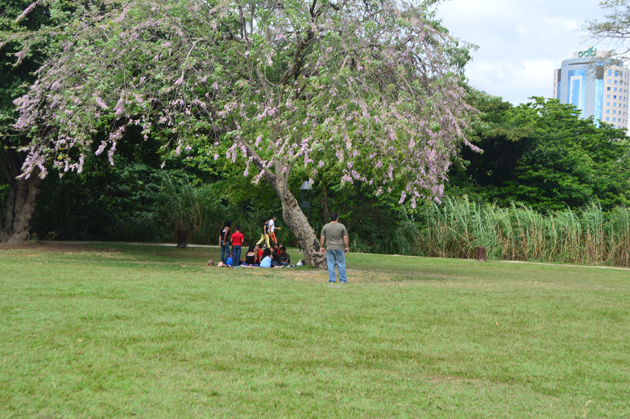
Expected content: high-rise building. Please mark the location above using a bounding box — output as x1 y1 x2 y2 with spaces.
553 48 630 129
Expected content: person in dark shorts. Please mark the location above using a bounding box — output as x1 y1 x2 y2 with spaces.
320 212 349 283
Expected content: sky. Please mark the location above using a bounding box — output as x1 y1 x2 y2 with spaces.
434 0 608 105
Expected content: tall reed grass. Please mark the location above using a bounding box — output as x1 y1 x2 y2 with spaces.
156 174 630 267
401 196 630 267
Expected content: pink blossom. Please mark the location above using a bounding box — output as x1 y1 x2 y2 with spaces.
94 96 109 110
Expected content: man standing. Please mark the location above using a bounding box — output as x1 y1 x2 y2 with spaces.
268 216 279 244
230 225 244 268
320 212 349 283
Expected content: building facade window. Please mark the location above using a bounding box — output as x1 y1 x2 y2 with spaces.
555 52 629 125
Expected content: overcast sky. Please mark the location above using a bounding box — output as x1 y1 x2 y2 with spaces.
434 0 608 105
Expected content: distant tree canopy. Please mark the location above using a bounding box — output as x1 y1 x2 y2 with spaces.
449 95 630 211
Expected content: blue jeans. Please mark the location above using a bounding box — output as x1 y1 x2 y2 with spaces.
326 250 347 283
232 245 242 267
220 240 230 264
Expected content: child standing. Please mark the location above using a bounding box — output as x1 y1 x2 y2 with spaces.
231 225 244 268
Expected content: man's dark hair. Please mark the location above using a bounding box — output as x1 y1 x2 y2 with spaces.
236 225 241 231
330 212 339 221
280 246 286 252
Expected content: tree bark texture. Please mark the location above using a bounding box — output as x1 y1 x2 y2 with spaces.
272 181 327 269
0 147 42 244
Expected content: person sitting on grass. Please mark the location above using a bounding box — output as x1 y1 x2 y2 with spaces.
269 244 282 266
279 246 290 266
241 245 259 267
255 244 263 264
226 251 233 267
260 248 273 268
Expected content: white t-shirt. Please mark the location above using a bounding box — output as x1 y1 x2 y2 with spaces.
268 219 275 232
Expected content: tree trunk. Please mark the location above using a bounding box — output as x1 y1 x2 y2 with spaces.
1 174 43 244
240 140 326 269
273 181 327 269
320 182 330 223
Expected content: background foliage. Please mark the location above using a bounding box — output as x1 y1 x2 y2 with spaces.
2 2 630 266
16 93 630 266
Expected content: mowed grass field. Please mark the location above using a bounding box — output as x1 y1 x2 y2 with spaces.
0 243 629 418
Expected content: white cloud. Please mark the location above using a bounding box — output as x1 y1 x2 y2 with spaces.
434 0 606 104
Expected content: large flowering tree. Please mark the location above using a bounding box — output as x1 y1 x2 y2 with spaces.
7 0 478 266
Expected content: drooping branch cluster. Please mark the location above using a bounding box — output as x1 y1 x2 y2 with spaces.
9 0 478 206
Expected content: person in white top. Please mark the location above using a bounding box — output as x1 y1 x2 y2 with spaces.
268 216 279 244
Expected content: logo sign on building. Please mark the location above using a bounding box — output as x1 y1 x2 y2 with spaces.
578 47 597 58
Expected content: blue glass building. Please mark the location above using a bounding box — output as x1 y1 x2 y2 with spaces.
553 49 629 129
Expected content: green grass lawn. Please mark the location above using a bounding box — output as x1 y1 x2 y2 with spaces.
0 244 629 418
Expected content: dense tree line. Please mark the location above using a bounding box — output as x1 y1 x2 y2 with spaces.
2 0 630 258
1 0 477 268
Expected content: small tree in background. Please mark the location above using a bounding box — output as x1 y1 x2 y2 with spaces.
6 0 477 267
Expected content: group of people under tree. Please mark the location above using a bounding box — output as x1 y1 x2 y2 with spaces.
216 212 350 282
218 217 290 268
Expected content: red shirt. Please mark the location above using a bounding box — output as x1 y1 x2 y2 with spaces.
256 249 263 263
231 232 244 246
